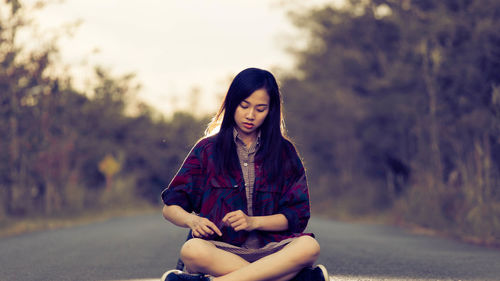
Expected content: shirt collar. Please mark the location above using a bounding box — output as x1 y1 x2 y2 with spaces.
233 127 261 148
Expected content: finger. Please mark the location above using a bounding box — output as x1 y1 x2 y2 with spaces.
227 210 244 219
222 211 236 224
198 218 218 236
226 212 244 224
206 221 222 236
223 215 235 225
195 228 206 237
201 225 214 235
233 221 249 232
231 221 242 231
196 224 211 237
230 219 245 230
234 224 246 232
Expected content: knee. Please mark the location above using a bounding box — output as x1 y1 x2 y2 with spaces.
180 238 211 265
295 235 320 266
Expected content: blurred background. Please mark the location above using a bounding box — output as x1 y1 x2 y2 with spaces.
1 0 499 247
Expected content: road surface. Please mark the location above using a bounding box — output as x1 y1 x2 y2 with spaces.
0 213 499 280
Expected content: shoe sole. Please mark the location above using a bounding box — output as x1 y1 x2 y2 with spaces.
316 264 329 281
160 269 183 281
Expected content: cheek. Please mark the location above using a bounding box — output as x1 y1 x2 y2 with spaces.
234 109 243 122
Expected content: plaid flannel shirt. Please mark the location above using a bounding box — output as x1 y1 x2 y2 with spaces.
161 135 311 247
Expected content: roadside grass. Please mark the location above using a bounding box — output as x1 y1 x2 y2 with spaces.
312 198 500 249
0 203 160 238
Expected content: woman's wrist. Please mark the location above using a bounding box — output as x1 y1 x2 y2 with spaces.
184 213 198 229
248 216 259 231
251 214 288 231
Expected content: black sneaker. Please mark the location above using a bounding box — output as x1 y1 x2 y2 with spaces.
161 269 211 281
292 264 329 281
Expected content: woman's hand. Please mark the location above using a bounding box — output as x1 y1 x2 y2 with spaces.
186 214 222 238
222 210 256 232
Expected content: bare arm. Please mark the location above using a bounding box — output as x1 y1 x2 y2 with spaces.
222 210 288 232
251 213 289 231
162 204 222 237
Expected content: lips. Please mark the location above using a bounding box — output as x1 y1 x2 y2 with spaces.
243 123 254 129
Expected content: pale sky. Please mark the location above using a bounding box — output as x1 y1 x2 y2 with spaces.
24 0 337 116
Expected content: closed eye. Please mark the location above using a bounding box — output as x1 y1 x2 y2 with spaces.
239 101 250 109
256 106 268 112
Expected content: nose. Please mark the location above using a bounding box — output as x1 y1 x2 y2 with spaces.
246 108 255 120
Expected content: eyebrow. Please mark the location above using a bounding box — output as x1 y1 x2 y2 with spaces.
241 100 269 107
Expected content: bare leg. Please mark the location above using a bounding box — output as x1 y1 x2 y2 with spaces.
215 235 320 281
180 235 320 281
180 238 250 276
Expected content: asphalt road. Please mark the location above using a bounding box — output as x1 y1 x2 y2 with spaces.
1 213 499 281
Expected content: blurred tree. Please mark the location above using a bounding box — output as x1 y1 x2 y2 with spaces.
0 0 209 218
282 0 500 242
0 0 58 215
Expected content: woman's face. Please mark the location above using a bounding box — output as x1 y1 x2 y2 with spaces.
234 88 270 139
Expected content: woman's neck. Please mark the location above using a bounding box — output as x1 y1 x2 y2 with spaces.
236 130 257 147
242 135 257 148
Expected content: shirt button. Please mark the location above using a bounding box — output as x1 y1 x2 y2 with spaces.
243 162 248 167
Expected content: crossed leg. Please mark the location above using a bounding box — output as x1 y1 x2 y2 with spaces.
180 235 320 281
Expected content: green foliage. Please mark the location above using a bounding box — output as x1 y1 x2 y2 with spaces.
0 1 207 217
282 0 500 243
3 0 499 245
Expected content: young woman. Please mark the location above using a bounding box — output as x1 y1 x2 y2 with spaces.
160 68 328 281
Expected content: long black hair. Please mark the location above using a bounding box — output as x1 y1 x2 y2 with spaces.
206 68 297 184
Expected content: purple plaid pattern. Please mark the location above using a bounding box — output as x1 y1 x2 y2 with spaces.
161 135 311 246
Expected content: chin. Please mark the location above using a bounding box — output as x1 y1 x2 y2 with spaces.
239 128 254 134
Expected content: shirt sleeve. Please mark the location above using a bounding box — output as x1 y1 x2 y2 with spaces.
160 141 205 214
278 143 311 233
